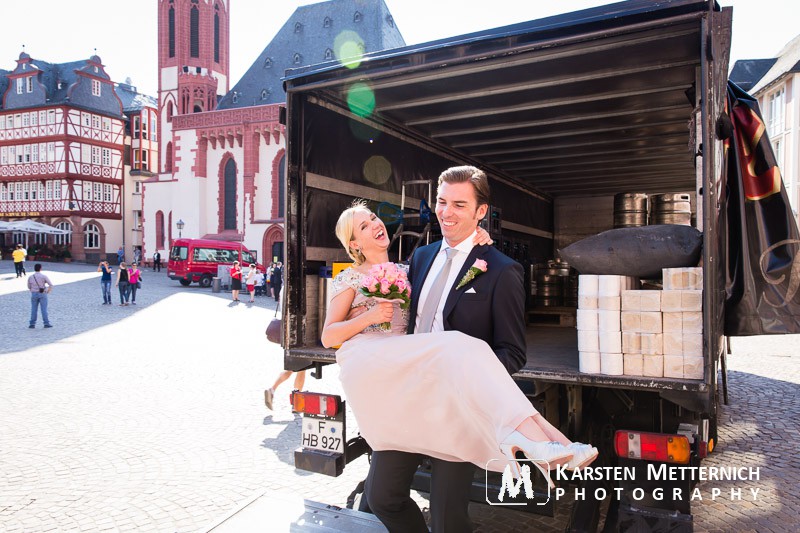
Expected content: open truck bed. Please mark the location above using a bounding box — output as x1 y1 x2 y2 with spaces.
289 326 707 393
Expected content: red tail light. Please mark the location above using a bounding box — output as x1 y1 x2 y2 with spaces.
614 430 691 464
291 391 341 417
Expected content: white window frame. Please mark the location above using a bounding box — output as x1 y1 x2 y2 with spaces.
91 146 101 165
16 78 23 94
92 79 102 97
55 221 72 245
26 77 33 93
84 223 100 249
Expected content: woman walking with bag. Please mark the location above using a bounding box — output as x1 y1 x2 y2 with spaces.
128 263 143 305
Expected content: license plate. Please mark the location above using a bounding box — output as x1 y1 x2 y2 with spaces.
301 416 344 454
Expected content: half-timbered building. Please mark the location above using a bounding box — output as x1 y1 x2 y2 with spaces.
0 52 156 263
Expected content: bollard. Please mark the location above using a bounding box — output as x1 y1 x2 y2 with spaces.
212 277 221 293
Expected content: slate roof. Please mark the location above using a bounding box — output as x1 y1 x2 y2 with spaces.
751 33 800 94
116 82 158 113
729 59 777 92
217 0 405 109
0 69 8 100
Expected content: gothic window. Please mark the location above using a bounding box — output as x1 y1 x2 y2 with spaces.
278 154 286 218
156 210 165 249
168 5 175 58
261 89 269 100
190 3 200 58
353 11 362 23
294 22 303 33
294 53 302 65
263 57 272 69
323 17 332 28
214 9 220 63
324 48 333 60
223 158 237 230
84 223 100 249
165 141 173 172
231 93 239 104
167 101 174 122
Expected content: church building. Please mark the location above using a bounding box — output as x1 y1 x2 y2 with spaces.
144 0 404 265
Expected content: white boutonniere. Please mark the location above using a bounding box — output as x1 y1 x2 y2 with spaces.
456 259 488 290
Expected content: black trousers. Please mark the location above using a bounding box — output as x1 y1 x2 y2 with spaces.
363 450 475 533
15 262 25 276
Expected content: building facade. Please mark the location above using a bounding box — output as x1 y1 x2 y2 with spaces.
144 0 404 265
0 52 157 263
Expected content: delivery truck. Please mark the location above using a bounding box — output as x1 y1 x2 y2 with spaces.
277 0 800 529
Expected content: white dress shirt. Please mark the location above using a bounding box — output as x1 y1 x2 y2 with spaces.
414 230 477 333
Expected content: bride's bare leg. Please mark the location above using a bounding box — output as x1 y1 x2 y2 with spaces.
516 415 572 446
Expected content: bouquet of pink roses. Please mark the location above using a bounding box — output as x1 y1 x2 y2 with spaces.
359 262 411 331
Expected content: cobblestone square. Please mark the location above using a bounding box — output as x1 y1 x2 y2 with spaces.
1 261 798 532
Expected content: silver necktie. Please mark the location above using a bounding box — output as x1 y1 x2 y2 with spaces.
417 248 458 333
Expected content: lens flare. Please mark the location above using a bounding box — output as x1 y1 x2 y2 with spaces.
347 82 376 118
334 31 365 69
363 155 393 185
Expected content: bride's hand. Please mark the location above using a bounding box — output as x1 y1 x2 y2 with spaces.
473 226 494 246
362 301 395 326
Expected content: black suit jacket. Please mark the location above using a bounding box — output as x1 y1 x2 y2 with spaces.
407 241 527 375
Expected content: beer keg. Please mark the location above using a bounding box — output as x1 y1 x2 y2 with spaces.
534 259 570 307
613 192 648 228
650 193 692 225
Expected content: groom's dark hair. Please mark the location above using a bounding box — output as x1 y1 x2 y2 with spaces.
438 166 490 207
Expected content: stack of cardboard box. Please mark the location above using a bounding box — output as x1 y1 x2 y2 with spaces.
577 267 703 379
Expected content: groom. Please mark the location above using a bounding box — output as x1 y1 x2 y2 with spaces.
364 166 527 532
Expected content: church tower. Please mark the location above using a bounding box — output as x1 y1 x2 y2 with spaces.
157 0 230 173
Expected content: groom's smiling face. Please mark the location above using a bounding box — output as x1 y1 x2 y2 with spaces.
436 181 488 247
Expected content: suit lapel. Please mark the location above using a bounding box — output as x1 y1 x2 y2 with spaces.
408 242 442 331
442 245 489 322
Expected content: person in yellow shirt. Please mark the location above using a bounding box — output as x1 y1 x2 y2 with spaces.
12 244 27 278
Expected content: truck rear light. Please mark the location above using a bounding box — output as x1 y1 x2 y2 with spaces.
291 391 340 417
614 430 691 464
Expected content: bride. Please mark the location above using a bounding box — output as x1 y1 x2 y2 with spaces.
321 201 597 487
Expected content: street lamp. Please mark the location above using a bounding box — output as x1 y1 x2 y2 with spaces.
176 219 185 238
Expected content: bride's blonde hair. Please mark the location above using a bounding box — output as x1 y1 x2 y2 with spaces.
335 199 371 265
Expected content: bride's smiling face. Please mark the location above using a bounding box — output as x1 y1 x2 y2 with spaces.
350 210 389 258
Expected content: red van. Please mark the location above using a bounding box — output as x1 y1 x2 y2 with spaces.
168 238 265 287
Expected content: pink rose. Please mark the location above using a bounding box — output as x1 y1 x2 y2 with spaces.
473 259 488 272
395 279 407 292
380 280 391 294
363 276 378 290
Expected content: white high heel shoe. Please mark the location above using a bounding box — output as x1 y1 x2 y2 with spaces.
564 443 599 470
499 431 573 489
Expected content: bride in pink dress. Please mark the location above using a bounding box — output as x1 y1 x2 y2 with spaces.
321 202 597 486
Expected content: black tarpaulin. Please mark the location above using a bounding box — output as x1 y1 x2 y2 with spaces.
724 82 800 335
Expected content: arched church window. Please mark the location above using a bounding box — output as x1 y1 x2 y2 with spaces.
168 3 175 58
190 1 200 58
223 159 237 230
353 11 362 23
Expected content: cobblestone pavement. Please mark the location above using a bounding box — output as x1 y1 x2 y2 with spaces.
0 260 798 532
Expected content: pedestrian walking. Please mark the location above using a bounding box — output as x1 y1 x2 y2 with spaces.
27 263 53 328
115 262 131 305
269 262 283 302
97 261 113 304
153 250 162 272
13 244 27 278
128 263 143 305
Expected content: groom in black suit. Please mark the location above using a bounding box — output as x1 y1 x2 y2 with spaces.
363 166 527 532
